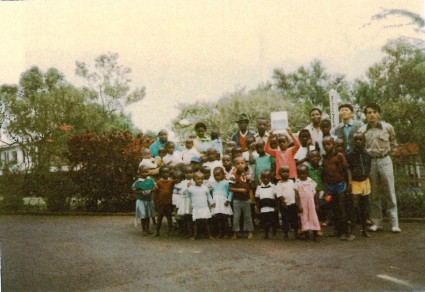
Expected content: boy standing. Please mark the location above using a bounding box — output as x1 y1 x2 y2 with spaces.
229 156 255 240
346 133 372 238
322 136 352 240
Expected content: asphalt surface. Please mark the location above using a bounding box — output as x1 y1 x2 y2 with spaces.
1 215 424 291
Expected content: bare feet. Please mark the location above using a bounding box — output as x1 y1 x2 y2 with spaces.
247 232 254 240
231 233 238 240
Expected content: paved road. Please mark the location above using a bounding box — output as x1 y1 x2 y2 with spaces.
1 215 424 291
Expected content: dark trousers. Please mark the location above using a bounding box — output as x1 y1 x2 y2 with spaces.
330 192 348 235
261 211 276 234
349 195 370 232
156 204 173 232
282 203 299 233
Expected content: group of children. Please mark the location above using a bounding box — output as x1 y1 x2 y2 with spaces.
133 120 372 242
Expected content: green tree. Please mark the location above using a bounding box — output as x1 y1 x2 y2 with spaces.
273 59 351 111
352 39 425 157
173 85 311 142
75 52 146 113
1 67 109 173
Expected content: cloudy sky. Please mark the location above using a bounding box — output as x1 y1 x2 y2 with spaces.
0 0 423 135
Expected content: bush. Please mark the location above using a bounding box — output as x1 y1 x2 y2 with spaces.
0 171 25 212
67 130 142 212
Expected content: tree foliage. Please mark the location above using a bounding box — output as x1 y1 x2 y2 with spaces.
75 52 146 113
173 85 312 142
67 130 143 212
1 66 107 173
273 59 351 111
353 39 425 157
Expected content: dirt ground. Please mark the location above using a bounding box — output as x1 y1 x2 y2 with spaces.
1 215 424 291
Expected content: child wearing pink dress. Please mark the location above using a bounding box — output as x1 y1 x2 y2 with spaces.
295 164 321 242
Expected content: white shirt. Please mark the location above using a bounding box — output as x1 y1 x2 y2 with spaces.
182 148 201 164
203 160 224 178
255 183 277 213
162 151 183 165
276 180 296 205
138 158 157 169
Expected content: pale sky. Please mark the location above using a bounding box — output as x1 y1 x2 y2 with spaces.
0 0 424 136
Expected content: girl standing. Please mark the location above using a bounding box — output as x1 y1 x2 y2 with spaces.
184 172 215 240
132 166 156 236
210 167 233 238
295 164 321 242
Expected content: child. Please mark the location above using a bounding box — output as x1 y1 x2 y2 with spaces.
346 133 372 238
139 148 160 177
229 156 255 240
184 172 215 240
177 165 195 237
172 170 186 234
231 146 243 160
222 154 234 180
210 167 233 238
254 141 273 184
203 148 224 178
153 166 175 237
322 136 352 240
295 164 321 242
210 130 223 158
255 170 278 239
132 166 156 236
163 141 183 165
265 128 300 181
307 150 328 225
243 136 259 175
335 138 346 155
276 165 300 240
190 156 202 172
156 147 167 168
182 138 201 164
295 129 316 166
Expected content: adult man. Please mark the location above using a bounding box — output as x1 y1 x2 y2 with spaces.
358 103 401 233
304 108 323 150
333 104 362 152
231 113 256 152
149 129 169 157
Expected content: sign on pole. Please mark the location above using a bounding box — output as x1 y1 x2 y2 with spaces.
329 89 340 129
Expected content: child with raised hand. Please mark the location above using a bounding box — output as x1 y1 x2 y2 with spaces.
276 165 301 240
229 156 255 240
296 164 321 242
255 170 278 239
265 127 300 182
153 166 175 237
322 136 352 240
132 166 156 236
184 172 215 240
295 129 316 166
163 141 183 165
210 167 233 238
346 133 372 238
242 136 259 175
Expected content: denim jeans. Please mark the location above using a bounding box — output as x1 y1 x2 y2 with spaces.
232 199 254 232
369 156 399 228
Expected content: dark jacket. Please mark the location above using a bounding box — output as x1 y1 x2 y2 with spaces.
346 148 371 182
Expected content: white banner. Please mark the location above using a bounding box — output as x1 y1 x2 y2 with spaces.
329 89 340 129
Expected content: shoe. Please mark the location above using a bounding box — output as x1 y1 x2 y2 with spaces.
368 225 382 232
347 234 356 241
391 226 401 233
